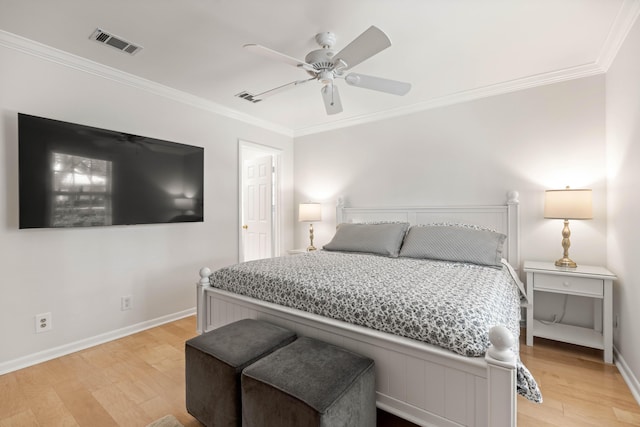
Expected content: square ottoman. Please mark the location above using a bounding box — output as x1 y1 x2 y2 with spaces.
241 336 376 427
185 319 297 427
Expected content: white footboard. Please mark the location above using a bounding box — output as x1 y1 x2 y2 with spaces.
196 271 517 427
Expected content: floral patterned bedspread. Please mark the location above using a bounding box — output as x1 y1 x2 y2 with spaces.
209 250 542 402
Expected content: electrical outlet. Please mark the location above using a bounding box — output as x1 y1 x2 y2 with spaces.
35 312 52 333
121 295 133 311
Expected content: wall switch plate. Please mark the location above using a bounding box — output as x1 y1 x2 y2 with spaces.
121 295 133 311
35 312 52 333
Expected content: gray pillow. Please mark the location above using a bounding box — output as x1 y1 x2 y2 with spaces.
399 225 506 267
323 222 409 257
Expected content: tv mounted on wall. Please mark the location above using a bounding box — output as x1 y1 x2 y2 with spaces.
18 113 204 229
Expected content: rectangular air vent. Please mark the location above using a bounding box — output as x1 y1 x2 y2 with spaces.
235 91 262 103
89 28 142 55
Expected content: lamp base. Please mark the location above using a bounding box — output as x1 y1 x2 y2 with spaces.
555 257 577 268
554 219 577 268
307 223 316 252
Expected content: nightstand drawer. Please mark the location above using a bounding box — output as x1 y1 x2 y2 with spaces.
533 273 603 297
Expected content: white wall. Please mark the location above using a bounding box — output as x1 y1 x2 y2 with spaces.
294 75 608 327
295 76 607 263
606 15 640 397
0 43 293 369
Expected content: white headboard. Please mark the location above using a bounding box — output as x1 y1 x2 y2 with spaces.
336 191 521 268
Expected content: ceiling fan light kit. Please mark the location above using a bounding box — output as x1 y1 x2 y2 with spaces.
236 26 412 115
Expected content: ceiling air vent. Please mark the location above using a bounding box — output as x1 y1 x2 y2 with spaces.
89 28 142 55
235 91 262 103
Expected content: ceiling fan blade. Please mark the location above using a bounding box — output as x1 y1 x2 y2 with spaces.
321 84 343 115
244 44 315 72
255 77 315 100
344 73 411 95
332 26 391 71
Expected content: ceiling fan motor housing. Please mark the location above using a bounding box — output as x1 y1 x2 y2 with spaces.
304 49 335 77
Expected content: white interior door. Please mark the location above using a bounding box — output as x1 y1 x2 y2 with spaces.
242 154 272 261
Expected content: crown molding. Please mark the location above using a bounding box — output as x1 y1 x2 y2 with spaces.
292 61 606 137
597 0 640 71
3 0 639 141
292 0 640 137
0 30 294 137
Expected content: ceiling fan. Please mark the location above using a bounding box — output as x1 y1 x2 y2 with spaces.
236 26 411 115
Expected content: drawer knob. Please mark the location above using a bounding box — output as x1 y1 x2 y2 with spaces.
563 281 570 287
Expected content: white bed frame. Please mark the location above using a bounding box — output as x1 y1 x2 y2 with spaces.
197 191 521 427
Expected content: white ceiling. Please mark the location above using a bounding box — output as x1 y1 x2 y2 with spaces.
0 0 638 136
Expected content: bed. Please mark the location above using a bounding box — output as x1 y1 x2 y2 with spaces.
196 191 540 427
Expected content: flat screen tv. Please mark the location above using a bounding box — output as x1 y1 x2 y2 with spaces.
18 113 204 229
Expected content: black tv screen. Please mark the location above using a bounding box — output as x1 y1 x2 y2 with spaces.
18 113 204 229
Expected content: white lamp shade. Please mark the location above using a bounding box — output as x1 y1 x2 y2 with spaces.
298 203 322 222
544 188 592 220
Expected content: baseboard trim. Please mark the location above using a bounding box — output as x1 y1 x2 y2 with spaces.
615 345 640 406
0 307 196 375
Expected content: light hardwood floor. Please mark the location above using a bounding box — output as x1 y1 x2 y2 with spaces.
517 336 640 427
1 316 639 426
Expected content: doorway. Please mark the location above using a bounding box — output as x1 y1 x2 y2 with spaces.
238 140 281 262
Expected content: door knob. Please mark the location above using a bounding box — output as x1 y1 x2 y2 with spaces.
242 225 248 229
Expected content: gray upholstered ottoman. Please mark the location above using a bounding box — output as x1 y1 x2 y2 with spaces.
185 319 297 427
241 336 376 427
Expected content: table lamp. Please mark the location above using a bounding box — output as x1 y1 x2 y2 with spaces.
298 203 322 251
544 186 592 268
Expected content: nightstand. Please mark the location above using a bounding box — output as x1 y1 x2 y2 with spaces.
524 261 616 363
287 248 308 255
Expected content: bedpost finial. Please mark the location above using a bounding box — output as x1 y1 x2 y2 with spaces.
487 325 515 362
507 190 519 204
199 267 212 285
